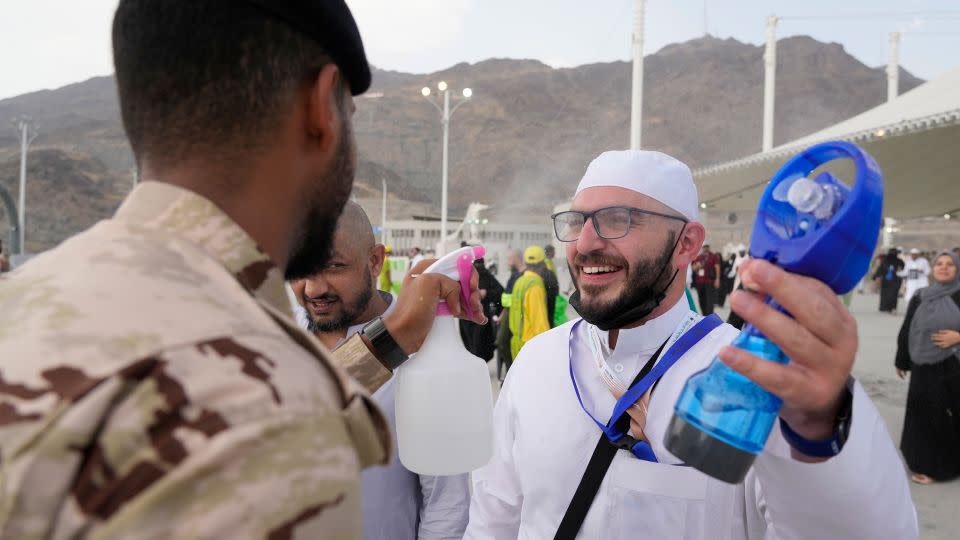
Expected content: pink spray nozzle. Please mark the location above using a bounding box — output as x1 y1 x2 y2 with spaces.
433 244 485 318
456 252 476 320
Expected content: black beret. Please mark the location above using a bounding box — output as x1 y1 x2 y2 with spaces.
243 0 371 95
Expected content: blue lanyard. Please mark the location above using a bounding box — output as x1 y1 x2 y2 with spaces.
568 314 723 462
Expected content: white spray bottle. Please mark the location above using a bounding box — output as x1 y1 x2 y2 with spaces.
395 245 494 475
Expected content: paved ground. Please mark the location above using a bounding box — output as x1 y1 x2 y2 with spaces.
488 291 959 538
842 292 956 539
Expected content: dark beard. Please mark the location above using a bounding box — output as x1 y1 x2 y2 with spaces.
569 232 678 329
306 275 374 334
284 104 355 280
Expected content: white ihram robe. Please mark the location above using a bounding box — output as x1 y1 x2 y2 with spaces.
465 299 918 539
900 258 931 302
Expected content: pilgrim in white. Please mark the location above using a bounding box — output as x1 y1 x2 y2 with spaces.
464 150 917 539
901 248 931 302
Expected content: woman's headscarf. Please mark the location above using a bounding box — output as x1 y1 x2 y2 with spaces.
908 251 960 365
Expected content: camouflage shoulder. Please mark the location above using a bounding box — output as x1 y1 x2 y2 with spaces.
0 333 384 539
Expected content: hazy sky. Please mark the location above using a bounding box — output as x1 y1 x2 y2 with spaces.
1 0 958 100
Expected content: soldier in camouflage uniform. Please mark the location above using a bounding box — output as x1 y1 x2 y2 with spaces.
0 1 483 538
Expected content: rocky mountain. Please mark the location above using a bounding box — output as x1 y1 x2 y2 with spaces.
0 149 126 253
0 35 922 251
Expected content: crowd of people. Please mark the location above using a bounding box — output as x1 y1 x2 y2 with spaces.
0 1 926 539
869 246 960 314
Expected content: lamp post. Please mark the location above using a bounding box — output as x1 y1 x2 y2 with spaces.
421 81 473 255
11 117 39 255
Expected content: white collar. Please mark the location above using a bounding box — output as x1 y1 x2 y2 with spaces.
594 298 692 360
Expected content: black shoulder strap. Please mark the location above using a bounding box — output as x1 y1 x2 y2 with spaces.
553 339 668 540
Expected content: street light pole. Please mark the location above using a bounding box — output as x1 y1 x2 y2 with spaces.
441 87 450 254
12 117 39 255
421 82 473 255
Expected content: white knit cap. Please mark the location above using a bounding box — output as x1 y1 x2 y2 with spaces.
575 150 700 221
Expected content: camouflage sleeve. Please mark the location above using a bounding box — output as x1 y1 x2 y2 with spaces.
331 334 394 394
93 412 364 539
0 334 388 539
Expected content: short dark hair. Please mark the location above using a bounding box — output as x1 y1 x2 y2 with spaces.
112 0 334 164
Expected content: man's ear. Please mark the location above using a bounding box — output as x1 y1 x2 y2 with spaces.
305 64 344 154
370 244 387 278
289 279 308 307
674 222 706 269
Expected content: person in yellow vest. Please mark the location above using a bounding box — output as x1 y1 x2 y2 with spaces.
509 246 551 358
379 244 393 292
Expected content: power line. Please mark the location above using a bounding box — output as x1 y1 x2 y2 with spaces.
901 32 960 36
782 11 960 21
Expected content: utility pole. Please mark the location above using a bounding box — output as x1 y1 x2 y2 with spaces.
887 32 901 102
11 117 39 255
704 0 709 36
630 0 646 150
762 15 779 152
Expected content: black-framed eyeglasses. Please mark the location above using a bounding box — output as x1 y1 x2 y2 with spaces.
551 206 688 242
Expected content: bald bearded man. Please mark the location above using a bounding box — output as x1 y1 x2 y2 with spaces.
465 150 916 539
291 202 470 540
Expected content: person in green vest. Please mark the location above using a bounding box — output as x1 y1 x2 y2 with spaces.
509 246 551 358
378 244 393 292
540 244 561 327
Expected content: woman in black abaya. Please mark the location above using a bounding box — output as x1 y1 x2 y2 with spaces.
874 248 905 313
895 252 960 484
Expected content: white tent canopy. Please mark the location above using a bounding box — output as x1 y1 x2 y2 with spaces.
695 66 960 220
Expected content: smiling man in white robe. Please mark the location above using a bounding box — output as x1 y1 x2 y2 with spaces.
464 150 917 539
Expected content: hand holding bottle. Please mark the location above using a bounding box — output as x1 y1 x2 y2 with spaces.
719 258 857 449
384 259 486 355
